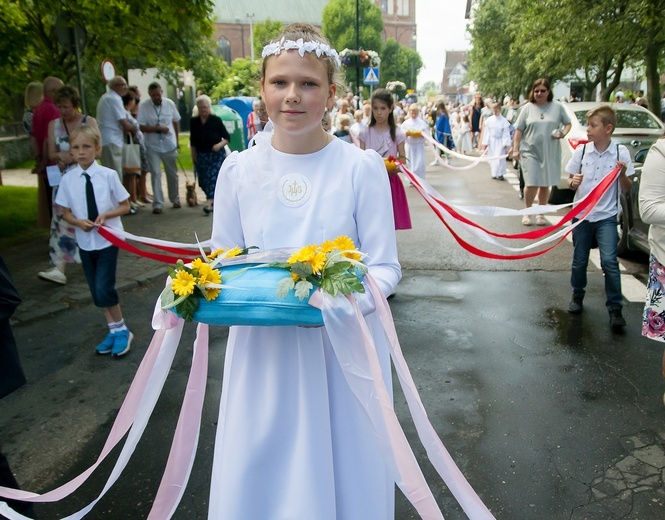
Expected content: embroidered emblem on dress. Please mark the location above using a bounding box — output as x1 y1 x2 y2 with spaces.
277 173 312 208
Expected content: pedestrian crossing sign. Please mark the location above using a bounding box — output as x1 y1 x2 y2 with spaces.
363 67 380 85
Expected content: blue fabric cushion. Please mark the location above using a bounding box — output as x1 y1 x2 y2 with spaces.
192 264 323 327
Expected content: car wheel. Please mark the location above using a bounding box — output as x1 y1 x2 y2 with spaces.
617 196 630 257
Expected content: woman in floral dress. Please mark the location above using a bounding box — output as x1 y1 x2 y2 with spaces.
37 85 98 285
639 136 665 398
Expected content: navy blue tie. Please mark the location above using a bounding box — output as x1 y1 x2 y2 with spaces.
83 173 99 221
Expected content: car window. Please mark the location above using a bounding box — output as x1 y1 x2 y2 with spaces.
573 109 662 129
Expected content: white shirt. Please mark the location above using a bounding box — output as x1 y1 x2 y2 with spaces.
55 162 129 251
565 140 634 222
137 97 181 153
96 90 126 147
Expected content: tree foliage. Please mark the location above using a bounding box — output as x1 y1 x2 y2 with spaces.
467 0 665 114
322 0 384 89
380 39 423 91
0 0 216 121
211 58 261 101
253 19 284 59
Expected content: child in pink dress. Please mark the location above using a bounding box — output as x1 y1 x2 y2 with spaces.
359 88 412 230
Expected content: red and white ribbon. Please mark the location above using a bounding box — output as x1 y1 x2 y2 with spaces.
422 132 507 162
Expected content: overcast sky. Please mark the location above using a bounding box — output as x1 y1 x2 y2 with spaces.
415 0 471 87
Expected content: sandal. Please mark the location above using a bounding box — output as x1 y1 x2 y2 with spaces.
521 215 532 226
535 214 546 226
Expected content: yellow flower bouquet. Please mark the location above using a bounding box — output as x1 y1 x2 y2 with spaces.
405 129 423 138
384 158 399 174
271 236 368 302
160 246 250 322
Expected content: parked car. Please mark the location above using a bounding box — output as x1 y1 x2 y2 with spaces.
549 102 664 256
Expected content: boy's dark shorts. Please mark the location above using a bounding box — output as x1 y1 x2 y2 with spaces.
80 246 120 308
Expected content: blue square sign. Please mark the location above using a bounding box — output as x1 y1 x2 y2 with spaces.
363 67 380 85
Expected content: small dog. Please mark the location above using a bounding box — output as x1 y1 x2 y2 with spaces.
186 181 198 207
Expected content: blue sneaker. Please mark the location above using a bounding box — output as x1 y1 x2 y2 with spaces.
95 333 115 355
111 330 133 357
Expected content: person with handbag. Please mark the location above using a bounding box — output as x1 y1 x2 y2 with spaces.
121 93 143 213
37 85 99 285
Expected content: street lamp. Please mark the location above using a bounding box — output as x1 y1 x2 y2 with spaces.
247 12 255 60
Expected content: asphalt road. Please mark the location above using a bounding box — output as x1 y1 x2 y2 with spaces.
1 149 662 520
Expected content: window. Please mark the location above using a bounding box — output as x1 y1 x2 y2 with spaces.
396 0 409 16
217 36 231 65
381 0 387 12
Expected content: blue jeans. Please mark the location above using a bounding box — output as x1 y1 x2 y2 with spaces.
80 246 119 308
571 216 622 310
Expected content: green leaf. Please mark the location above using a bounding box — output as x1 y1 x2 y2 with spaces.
276 277 295 299
294 281 314 301
291 261 313 279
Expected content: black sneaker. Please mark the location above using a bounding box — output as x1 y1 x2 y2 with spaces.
568 294 584 314
609 309 626 331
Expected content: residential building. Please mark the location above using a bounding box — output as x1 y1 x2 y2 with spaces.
441 51 472 104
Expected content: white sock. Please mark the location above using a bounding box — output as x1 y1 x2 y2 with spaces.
109 320 128 333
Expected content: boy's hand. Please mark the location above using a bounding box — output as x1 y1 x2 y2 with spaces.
94 214 107 227
617 161 627 176
569 173 583 189
80 219 96 232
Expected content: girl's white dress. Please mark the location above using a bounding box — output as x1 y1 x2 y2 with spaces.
401 116 429 180
208 137 401 519
481 114 511 178
459 121 473 153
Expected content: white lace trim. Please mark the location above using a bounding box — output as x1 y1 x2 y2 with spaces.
261 38 340 66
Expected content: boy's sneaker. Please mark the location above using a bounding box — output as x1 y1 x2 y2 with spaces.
609 309 626 331
95 333 115 355
111 330 133 357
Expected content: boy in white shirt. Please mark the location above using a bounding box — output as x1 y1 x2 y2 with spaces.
55 125 134 355
565 105 634 330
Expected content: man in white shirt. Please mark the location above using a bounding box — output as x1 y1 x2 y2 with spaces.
138 82 181 214
96 76 134 180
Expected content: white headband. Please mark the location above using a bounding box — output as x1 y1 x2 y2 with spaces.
262 38 340 66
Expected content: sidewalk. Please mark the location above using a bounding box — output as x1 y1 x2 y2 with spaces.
2 167 211 324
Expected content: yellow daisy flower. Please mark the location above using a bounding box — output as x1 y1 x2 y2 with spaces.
291 272 301 282
310 251 327 274
333 236 361 261
191 258 205 270
197 263 213 283
208 248 224 260
320 240 336 253
224 246 243 258
288 244 318 264
172 270 197 296
204 287 221 301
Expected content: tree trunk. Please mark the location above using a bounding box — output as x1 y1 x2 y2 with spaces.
599 56 625 101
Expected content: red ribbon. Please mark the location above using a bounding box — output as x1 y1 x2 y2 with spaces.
391 157 619 260
97 227 200 264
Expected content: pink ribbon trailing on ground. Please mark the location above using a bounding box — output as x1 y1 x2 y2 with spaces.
309 275 496 519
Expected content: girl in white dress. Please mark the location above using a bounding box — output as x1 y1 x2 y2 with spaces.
400 103 429 181
459 114 473 154
208 23 401 519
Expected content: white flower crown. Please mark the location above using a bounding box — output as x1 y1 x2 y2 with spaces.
261 38 340 66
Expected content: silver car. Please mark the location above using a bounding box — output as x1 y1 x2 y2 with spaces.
552 102 664 256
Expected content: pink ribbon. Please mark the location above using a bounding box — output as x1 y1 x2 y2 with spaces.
309 277 496 519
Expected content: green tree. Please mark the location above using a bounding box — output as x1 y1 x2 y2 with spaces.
380 39 422 91
253 19 283 59
467 0 530 100
211 58 261 101
321 0 383 89
0 0 215 120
